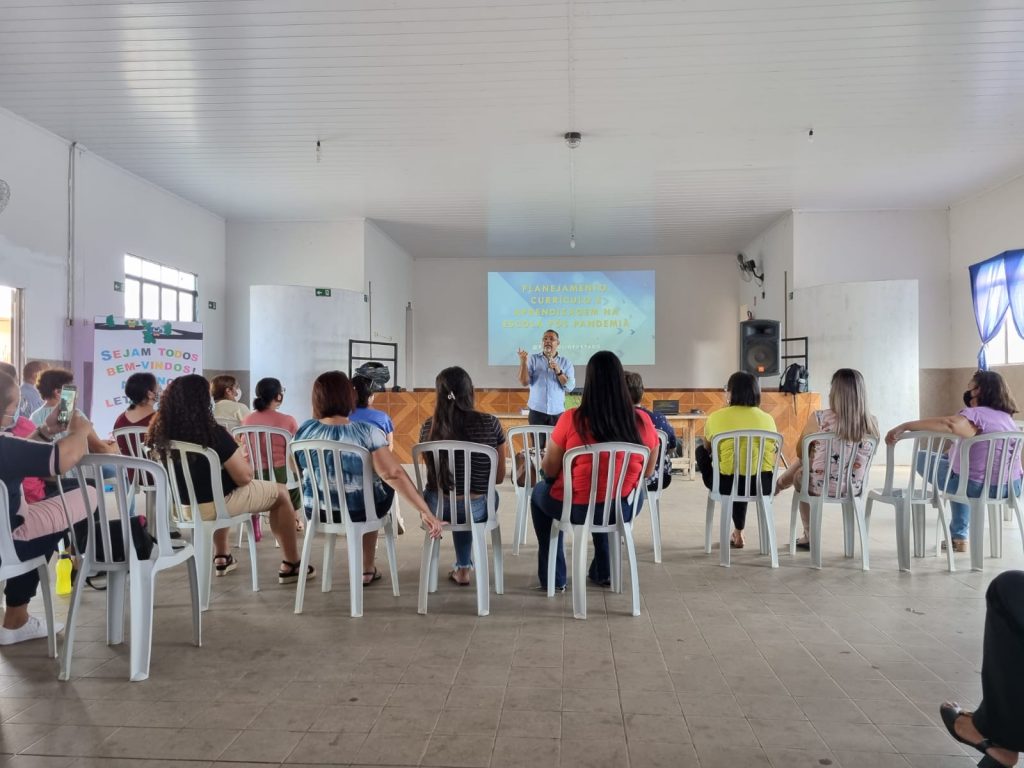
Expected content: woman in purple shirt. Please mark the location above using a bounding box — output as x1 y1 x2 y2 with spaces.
887 370 1022 552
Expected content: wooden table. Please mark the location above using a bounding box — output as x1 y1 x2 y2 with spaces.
665 413 707 480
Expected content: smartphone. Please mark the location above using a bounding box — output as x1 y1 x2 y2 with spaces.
56 384 77 427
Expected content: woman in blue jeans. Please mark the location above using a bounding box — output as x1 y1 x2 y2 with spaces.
419 367 506 587
530 351 659 591
887 370 1022 552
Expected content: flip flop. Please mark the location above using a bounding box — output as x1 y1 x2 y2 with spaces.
448 570 471 587
362 568 382 586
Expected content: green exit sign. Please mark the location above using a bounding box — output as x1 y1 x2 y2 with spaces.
113 281 124 292
315 288 332 297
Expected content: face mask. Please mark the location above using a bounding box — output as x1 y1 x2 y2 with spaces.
963 390 975 407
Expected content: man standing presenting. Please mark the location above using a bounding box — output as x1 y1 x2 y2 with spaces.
517 329 575 426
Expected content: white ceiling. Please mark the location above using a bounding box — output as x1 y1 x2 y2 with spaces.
2 0 1024 258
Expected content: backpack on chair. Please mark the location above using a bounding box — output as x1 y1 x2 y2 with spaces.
779 363 808 394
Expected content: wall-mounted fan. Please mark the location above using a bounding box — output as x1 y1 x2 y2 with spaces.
736 252 764 285
0 179 9 215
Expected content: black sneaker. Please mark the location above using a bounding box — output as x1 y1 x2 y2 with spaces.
534 584 566 593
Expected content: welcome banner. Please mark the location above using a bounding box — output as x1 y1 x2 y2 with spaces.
90 316 203 438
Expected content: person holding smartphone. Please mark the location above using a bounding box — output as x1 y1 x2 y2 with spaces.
0 371 94 644
29 369 117 456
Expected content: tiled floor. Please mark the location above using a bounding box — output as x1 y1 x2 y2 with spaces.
1 467 1020 768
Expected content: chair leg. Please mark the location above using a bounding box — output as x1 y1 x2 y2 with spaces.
472 525 489 617
59 558 89 679
195 526 212 612
512 489 525 556
623 524 641 617
988 506 1001 559
429 538 441 593
185 554 202 647
571 526 588 620
937 501 956 572
417 532 433 615
841 504 855 558
911 503 926 557
719 497 732 567
37 564 57 661
322 533 336 594
704 498 715 554
491 526 504 595
293 524 316 614
789 495 799 556
383 518 400 597
758 497 779 568
810 503 823 569
346 530 363 618
546 525 560 597
1012 498 1024 554
969 502 985 572
650 496 662 564
244 518 260 594
895 500 911 572
854 499 870 571
128 564 156 682
106 571 127 645
610 531 622 593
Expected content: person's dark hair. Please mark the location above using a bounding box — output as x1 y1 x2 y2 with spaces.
624 371 644 405
726 371 761 407
124 373 158 410
146 374 220 454
37 368 74 399
544 329 559 340
0 363 16 381
574 351 643 444
22 360 47 386
253 377 283 412
971 370 1018 415
311 371 355 419
426 367 488 492
352 375 374 409
209 375 237 402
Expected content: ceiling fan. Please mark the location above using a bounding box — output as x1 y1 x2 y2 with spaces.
736 252 764 285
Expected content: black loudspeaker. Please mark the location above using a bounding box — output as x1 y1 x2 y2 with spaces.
739 320 780 376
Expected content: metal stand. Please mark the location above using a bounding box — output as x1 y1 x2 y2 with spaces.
349 340 402 391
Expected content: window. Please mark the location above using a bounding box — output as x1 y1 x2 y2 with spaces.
983 318 1024 366
124 254 197 322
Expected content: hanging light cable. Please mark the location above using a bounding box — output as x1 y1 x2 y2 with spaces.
566 0 578 250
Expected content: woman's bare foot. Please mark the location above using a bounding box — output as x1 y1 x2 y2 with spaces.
449 567 471 586
947 703 1018 767
730 530 745 549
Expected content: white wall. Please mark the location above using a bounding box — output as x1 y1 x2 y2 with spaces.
413 254 738 389
739 213 792 334
793 210 949 369
0 107 226 366
949 175 1024 368
364 221 413 388
224 220 365 371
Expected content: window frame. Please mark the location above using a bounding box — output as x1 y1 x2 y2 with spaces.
123 254 198 322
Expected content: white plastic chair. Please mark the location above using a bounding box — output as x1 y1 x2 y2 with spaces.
412 440 503 617
506 425 552 555
640 429 670 563
290 439 400 618
547 442 650 620
62 455 200 682
232 425 299 547
788 432 879 570
704 430 783 568
112 426 157 517
0 481 58 660
160 440 260 611
938 431 1024 572
865 432 957 572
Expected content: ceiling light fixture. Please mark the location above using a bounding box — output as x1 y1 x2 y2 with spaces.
807 128 815 144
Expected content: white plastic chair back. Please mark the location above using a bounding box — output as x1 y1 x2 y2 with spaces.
290 438 400 617
941 430 1024 571
159 440 259 610
112 426 157 513
506 425 553 555
0 481 57 659
231 425 297 486
411 440 503 617
704 429 783 567
552 442 650 619
640 429 670 563
63 454 200 681
788 431 879 570
866 431 956 571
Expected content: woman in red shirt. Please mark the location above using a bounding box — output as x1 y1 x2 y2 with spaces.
530 351 658 592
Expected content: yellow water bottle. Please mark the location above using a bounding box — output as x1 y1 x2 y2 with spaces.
55 551 73 596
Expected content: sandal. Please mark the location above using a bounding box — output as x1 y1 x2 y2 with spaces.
278 560 315 584
940 704 1014 767
448 569 471 587
362 567 382 586
214 554 237 577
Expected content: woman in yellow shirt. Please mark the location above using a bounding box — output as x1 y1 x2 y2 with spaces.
696 371 777 549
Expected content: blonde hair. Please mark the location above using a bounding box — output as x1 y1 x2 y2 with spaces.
828 368 879 443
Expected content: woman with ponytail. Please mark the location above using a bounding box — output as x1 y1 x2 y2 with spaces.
242 378 303 525
419 367 506 587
